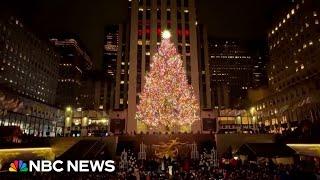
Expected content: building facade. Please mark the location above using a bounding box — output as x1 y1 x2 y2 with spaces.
103 24 130 133
79 71 113 111
197 24 212 110
104 24 130 111
127 0 200 133
50 38 93 109
0 16 63 136
0 17 59 104
208 39 267 109
255 0 320 133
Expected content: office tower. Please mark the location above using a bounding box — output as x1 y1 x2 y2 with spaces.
0 16 63 136
103 24 130 133
255 0 320 132
208 39 266 109
197 24 212 110
50 38 93 109
196 24 218 132
127 0 200 133
79 70 112 111
104 24 130 111
0 17 59 104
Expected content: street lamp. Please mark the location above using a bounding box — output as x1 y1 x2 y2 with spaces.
101 118 108 124
250 107 256 115
66 106 72 112
249 107 257 132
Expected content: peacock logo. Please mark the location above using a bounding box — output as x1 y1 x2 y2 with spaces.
9 160 28 172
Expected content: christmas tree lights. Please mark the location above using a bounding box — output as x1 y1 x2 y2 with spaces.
136 30 200 132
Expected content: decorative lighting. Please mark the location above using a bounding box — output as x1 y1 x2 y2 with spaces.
162 30 171 39
136 31 200 132
250 107 256 115
0 147 52 152
66 106 72 112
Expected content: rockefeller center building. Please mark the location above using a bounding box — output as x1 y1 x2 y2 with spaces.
124 0 202 133
255 0 320 133
0 16 63 136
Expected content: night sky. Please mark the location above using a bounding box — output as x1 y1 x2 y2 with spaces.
2 0 289 69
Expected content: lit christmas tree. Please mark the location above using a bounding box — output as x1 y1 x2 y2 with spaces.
136 30 200 132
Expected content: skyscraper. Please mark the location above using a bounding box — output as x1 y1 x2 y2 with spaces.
104 24 130 111
50 38 93 109
197 24 218 132
0 17 59 104
208 39 267 109
126 0 200 133
255 0 320 133
197 24 212 110
103 24 130 133
0 16 63 136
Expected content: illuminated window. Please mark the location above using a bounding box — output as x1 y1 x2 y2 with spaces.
314 11 318 17
305 23 309 28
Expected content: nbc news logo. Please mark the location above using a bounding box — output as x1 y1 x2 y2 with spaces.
9 160 28 172
5 159 115 173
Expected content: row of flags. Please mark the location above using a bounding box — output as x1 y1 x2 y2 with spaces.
0 90 63 119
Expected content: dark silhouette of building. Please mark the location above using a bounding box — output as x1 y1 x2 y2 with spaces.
208 39 267 109
50 37 93 109
103 24 130 111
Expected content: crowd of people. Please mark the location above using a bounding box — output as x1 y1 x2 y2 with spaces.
1 145 320 180
112 156 320 180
